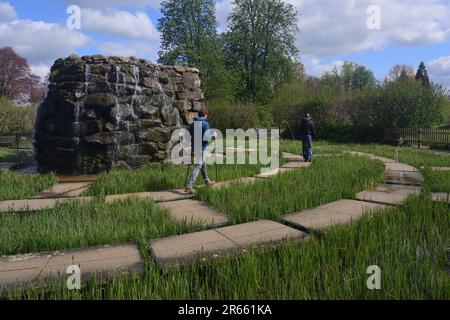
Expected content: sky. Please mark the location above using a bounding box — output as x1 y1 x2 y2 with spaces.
1 0 450 89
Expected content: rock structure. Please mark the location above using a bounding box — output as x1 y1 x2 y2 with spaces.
35 55 205 174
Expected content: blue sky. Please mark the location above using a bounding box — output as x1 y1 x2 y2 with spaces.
2 0 450 88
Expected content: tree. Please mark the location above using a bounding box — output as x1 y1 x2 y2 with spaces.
321 62 376 92
385 64 415 82
415 61 431 87
157 0 234 101
224 0 299 102
0 47 40 101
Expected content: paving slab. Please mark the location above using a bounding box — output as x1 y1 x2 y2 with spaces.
38 182 93 198
158 199 229 227
212 177 259 190
283 200 387 230
0 197 92 213
346 151 396 163
384 162 418 172
431 193 450 203
282 153 304 162
356 184 421 205
150 229 238 268
255 168 281 178
385 171 424 186
431 167 450 172
58 175 98 183
281 162 310 169
105 190 193 204
216 220 306 247
0 244 142 295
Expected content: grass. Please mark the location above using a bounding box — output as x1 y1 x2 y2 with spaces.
0 197 203 256
0 147 33 164
423 169 450 193
280 140 450 168
0 171 57 201
86 159 269 196
11 197 449 300
197 155 385 224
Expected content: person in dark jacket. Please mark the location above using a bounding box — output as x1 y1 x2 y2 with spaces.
300 113 315 162
185 108 216 194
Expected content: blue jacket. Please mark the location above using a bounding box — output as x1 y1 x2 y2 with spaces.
189 116 215 151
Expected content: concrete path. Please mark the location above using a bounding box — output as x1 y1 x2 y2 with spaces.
385 171 424 186
356 184 421 205
0 197 92 213
432 192 450 203
284 200 387 230
105 190 193 204
149 220 306 269
0 244 142 295
38 182 94 199
158 199 229 227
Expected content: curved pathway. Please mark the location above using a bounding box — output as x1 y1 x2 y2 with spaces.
0 151 430 296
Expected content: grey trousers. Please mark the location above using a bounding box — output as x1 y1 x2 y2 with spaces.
186 150 210 189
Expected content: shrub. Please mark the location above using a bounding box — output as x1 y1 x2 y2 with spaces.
0 97 37 136
207 101 259 131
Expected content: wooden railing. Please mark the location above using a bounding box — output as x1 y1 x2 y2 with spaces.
384 128 450 148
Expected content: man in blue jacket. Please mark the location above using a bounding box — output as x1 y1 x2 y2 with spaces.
300 113 315 162
185 108 216 194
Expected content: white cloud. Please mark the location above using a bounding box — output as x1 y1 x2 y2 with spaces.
0 2 17 22
66 0 161 9
81 8 159 41
0 19 90 66
30 64 51 81
216 0 233 33
428 56 450 89
303 58 345 77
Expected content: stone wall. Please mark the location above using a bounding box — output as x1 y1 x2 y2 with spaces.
34 55 205 174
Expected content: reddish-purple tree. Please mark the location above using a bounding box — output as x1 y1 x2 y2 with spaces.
0 47 43 102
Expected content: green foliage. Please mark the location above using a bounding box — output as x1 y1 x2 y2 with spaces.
415 61 431 87
223 0 299 103
0 98 37 135
208 101 260 131
0 171 57 201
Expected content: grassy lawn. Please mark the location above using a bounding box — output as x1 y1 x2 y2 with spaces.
0 171 57 201
86 158 271 197
0 147 34 164
197 155 385 224
280 140 450 168
422 169 450 193
0 198 203 256
12 197 449 300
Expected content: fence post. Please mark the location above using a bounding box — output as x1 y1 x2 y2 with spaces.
418 128 422 149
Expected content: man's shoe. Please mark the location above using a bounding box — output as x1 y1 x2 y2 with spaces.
185 188 196 195
206 180 216 187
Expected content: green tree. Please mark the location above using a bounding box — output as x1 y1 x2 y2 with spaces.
415 61 431 87
157 0 234 101
224 0 299 103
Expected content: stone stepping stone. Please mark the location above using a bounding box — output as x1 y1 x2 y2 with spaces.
0 197 92 213
281 162 310 169
384 162 419 172
105 190 193 204
346 151 396 163
149 220 305 268
385 171 424 186
284 200 387 230
212 177 259 190
38 182 93 199
431 193 450 203
430 167 450 172
356 184 421 205
282 153 304 162
158 199 229 227
0 244 142 295
255 168 281 178
58 175 97 183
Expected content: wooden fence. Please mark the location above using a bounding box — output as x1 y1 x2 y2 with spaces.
384 128 450 148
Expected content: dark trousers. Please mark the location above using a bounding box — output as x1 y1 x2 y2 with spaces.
301 135 313 161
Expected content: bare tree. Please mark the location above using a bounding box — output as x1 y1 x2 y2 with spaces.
385 64 415 82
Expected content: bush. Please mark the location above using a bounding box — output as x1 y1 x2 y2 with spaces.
0 97 37 136
207 101 260 131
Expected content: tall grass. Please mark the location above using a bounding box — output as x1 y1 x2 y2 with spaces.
0 198 203 256
0 171 57 201
197 155 385 224
422 169 450 193
13 197 449 300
